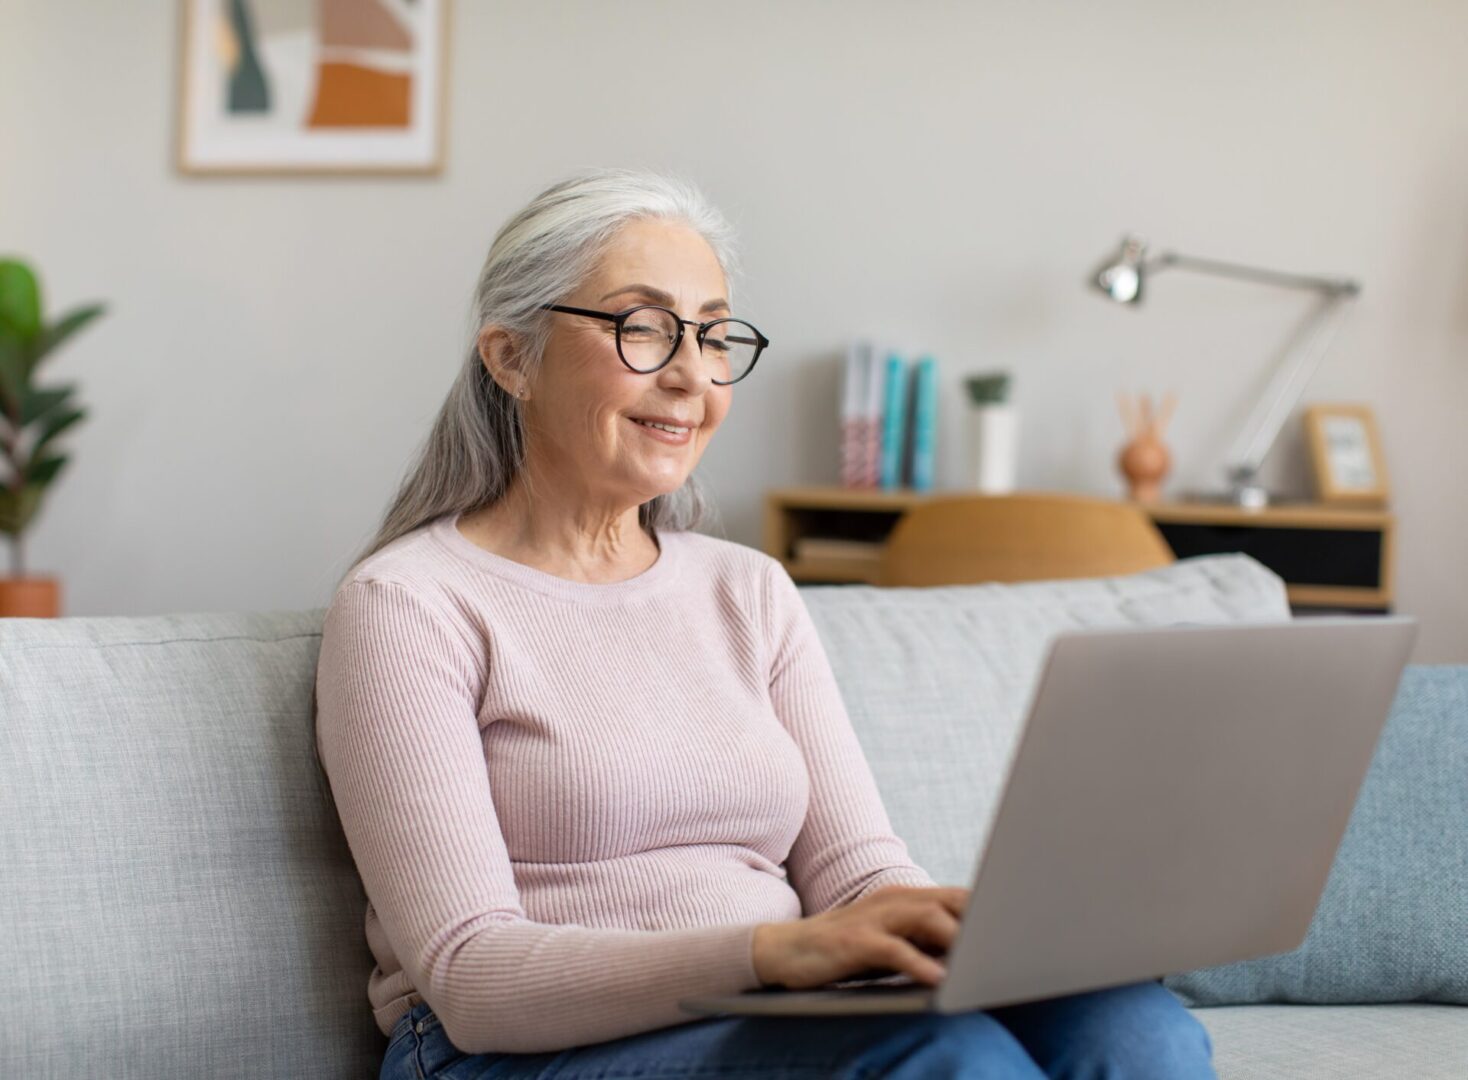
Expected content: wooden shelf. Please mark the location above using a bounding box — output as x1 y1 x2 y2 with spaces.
1144 501 1393 530
764 486 1396 613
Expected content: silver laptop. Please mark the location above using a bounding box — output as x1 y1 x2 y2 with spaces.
681 614 1418 1018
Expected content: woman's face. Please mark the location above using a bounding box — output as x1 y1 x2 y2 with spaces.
520 218 735 509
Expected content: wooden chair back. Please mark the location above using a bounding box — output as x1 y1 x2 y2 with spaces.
878 492 1176 587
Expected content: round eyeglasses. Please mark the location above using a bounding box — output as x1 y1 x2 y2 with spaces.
539 303 769 386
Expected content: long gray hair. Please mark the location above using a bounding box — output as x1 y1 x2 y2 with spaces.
336 167 740 589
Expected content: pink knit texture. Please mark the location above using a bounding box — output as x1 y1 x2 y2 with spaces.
314 511 936 1054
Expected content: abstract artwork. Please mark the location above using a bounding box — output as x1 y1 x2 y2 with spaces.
177 0 448 174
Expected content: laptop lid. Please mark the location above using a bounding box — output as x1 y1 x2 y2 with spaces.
935 614 1418 1013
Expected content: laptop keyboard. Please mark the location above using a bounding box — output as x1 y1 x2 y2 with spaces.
827 970 921 990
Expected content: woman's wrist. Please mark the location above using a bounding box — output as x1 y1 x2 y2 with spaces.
751 922 786 987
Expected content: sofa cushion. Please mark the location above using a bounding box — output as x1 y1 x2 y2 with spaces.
0 610 380 1080
1191 1003 1468 1080
1166 664 1468 1006
797 552 1293 889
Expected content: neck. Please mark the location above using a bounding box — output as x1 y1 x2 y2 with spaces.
464 476 658 582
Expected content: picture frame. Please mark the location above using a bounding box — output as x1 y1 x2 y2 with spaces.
1303 403 1390 506
175 0 449 176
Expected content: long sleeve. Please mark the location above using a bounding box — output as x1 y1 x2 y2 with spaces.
314 578 763 1054
763 560 939 913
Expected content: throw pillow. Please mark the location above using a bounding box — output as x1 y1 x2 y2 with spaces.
1165 665 1468 1005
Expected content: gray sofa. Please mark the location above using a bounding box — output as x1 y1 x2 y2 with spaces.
2 551 1462 1078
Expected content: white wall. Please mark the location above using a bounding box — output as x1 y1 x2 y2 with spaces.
3 1 1464 660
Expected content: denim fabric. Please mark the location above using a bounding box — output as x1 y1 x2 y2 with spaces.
379 979 1215 1079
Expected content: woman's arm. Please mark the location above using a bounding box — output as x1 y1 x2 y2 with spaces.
762 560 938 914
315 578 762 1054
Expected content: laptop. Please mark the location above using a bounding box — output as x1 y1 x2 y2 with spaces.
680 614 1418 1018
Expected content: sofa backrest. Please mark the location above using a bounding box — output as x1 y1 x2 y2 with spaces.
0 551 1289 1077
799 553 1294 887
0 609 382 1080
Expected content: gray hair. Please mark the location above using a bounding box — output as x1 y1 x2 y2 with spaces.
338 167 740 587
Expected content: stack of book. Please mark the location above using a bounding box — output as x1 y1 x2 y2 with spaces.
839 341 939 491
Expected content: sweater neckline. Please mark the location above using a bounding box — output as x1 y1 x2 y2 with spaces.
429 510 680 602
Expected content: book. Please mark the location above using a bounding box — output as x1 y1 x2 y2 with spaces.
862 344 888 487
839 341 870 488
898 361 918 486
879 351 908 490
792 536 885 562
909 355 938 491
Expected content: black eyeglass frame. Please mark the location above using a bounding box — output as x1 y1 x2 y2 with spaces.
539 303 770 385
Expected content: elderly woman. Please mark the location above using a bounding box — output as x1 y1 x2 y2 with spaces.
314 168 1216 1079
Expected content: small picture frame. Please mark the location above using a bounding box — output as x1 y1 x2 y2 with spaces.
176 0 449 176
1303 403 1389 506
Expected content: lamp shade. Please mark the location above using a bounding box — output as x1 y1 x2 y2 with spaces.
1091 234 1149 304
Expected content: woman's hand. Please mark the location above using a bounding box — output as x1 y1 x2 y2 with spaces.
752 884 970 990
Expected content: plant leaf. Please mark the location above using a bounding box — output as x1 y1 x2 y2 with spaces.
0 260 42 341
19 384 76 426
0 482 45 535
24 452 69 487
0 331 25 413
31 406 86 460
965 372 1012 405
27 302 105 371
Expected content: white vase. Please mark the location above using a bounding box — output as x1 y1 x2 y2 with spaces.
968 404 1019 493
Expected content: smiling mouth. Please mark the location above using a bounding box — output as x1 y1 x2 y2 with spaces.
628 417 695 442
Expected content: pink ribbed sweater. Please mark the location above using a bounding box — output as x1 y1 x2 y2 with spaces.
313 510 936 1054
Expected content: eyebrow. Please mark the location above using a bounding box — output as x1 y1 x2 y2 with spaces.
600 284 730 315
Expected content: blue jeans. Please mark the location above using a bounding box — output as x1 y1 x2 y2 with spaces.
379 979 1216 1079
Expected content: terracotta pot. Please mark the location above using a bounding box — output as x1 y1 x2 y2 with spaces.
0 576 62 618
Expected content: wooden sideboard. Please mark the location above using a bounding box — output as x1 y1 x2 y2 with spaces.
764 486 1395 615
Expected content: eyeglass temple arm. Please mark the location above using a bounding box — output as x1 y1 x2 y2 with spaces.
541 304 618 321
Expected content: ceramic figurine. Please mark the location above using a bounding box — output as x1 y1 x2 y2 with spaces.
1117 390 1175 503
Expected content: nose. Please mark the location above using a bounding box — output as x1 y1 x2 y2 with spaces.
658 322 717 391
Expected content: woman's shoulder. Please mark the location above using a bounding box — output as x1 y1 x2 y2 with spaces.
329 517 470 623
664 529 796 628
666 528 781 582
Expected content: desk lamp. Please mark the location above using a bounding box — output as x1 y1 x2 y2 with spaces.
1089 234 1360 508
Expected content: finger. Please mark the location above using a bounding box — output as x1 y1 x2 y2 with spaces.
866 932 947 985
898 905 961 954
878 900 960 953
926 887 970 918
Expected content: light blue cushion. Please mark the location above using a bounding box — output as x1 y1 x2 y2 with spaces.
1165 665 1468 1005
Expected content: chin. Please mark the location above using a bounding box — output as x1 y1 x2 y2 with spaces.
636 469 694 497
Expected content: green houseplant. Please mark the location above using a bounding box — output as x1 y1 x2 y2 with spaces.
0 258 104 615
964 371 1012 406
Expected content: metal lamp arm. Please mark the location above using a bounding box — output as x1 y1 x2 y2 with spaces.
1146 252 1360 297
1224 292 1355 481
1138 249 1360 506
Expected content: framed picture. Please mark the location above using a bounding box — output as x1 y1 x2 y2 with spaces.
176 0 449 175
1303 403 1390 506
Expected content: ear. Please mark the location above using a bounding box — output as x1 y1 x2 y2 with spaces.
477 325 530 398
